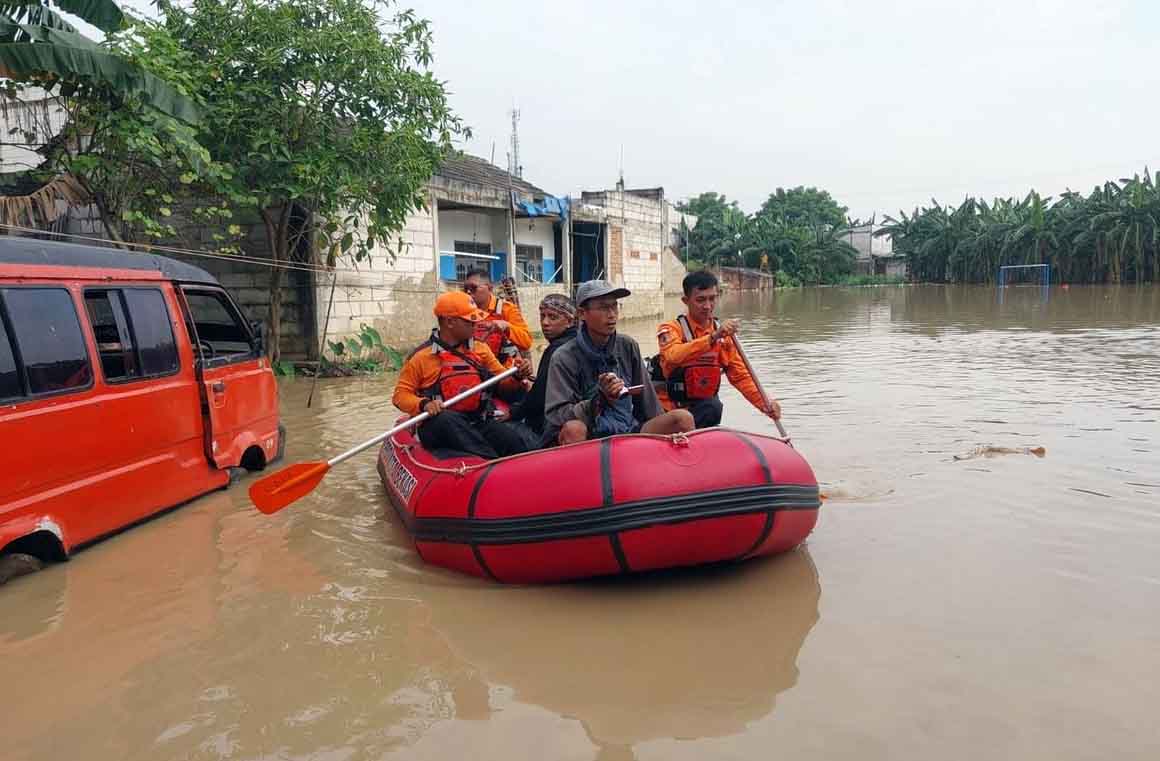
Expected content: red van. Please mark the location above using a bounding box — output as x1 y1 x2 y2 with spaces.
0 238 283 584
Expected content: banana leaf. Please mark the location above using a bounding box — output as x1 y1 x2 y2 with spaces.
0 21 199 122
1 0 123 34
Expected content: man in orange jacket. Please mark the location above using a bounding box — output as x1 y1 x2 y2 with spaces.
655 270 782 429
392 291 532 459
464 269 533 368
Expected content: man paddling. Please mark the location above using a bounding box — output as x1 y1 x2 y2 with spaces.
392 291 532 459
545 280 694 445
655 270 782 428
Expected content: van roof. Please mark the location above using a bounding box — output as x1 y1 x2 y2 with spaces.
0 237 220 285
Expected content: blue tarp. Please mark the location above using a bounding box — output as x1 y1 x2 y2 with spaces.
514 194 570 219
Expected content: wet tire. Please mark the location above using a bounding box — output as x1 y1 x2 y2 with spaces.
0 553 44 585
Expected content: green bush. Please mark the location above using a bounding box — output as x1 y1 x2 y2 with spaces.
321 324 403 375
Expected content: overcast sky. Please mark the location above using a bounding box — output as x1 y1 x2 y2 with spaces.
407 0 1160 219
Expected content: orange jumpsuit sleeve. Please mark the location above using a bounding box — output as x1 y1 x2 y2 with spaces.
500 300 533 350
657 319 715 377
722 340 768 410
392 352 430 416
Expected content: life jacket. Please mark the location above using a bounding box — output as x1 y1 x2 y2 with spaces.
664 315 724 404
473 297 520 363
417 336 493 414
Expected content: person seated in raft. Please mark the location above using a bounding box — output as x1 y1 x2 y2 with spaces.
653 270 782 429
544 280 695 445
392 291 533 460
463 269 533 400
503 293 579 448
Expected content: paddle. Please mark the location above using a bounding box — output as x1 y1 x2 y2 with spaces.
250 366 520 514
729 332 790 442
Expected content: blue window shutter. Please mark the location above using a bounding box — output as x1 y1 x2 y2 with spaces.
491 254 507 281
439 254 457 281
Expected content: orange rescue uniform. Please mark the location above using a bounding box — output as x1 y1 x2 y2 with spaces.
474 294 533 366
392 339 520 416
655 316 766 411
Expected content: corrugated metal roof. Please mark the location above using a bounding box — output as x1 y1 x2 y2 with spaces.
435 154 547 198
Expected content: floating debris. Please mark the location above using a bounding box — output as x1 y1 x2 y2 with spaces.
953 445 1046 461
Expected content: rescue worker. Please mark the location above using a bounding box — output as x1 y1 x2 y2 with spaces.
655 270 782 429
392 291 533 460
545 280 694 445
505 293 578 446
464 269 533 370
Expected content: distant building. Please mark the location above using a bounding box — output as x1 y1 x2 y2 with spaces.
845 222 906 278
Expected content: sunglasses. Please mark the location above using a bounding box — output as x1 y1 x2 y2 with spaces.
463 283 481 293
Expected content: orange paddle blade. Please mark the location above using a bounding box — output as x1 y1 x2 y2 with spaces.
249 461 331 515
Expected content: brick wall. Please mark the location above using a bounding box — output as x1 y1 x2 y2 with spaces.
581 190 668 320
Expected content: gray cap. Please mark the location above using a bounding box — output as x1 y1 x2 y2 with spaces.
575 279 631 307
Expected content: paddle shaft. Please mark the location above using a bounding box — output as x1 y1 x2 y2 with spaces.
729 333 790 440
326 366 520 467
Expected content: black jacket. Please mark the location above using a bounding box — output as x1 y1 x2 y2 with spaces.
509 325 577 434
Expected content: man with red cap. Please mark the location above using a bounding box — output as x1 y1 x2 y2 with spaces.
392 291 533 459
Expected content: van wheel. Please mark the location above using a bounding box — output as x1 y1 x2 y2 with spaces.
0 553 44 585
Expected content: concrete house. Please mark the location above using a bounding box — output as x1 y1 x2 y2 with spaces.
314 162 692 352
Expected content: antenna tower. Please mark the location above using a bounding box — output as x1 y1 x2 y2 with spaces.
509 108 522 178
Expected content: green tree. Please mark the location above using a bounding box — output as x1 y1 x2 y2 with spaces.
1 2 235 242
162 0 467 359
756 186 847 230
0 0 199 121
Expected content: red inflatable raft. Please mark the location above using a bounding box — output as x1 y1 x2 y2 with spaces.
376 427 820 583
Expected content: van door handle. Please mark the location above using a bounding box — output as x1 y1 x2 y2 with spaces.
212 381 226 393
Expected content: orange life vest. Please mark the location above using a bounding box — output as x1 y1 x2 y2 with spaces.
419 338 492 414
473 298 520 363
665 315 724 403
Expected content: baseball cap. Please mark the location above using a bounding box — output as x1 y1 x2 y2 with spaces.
575 280 631 307
434 291 487 321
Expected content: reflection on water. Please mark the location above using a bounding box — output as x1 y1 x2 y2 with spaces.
1 285 1158 761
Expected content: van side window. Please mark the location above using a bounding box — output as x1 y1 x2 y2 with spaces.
0 306 21 399
84 289 180 382
1 288 92 395
183 289 254 361
84 290 139 381
123 289 179 376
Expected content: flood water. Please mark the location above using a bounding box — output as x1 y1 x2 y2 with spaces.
3 284 1159 760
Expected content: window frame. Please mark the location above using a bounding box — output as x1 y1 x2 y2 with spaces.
82 286 182 385
515 244 545 284
0 285 95 404
179 285 259 369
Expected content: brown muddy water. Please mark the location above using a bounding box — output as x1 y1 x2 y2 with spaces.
3 285 1159 761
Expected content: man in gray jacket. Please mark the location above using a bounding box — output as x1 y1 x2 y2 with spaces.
545 280 694 445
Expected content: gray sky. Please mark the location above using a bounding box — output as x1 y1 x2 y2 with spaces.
409 0 1160 219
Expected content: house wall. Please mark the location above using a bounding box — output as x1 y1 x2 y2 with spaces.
664 248 689 294
512 216 558 283
439 209 498 251
315 200 441 354
580 190 667 320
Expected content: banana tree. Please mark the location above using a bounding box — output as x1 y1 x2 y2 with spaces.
0 1 198 121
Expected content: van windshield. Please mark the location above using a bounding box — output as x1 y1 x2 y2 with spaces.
183 289 254 360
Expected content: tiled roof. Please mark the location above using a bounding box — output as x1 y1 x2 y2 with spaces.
435 153 548 197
